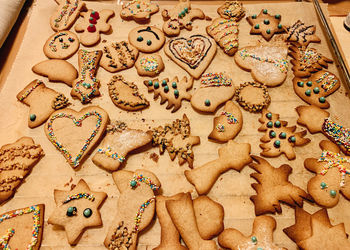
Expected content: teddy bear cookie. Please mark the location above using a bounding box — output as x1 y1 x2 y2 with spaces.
48 179 107 245
120 0 159 23
108 75 149 111
71 49 102 103
219 215 287 250
285 20 321 47
250 156 310 215
151 114 200 168
92 121 152 172
164 35 217 79
0 204 45 249
45 106 109 169
43 31 79 59
185 140 252 194
234 42 288 87
293 71 340 109
128 26 165 53
206 18 239 56
246 9 285 41
74 9 115 46
104 169 161 249
161 0 205 37
50 0 86 31
217 0 245 21
144 76 193 112
135 54 165 77
191 73 235 112
234 82 271 113
208 101 243 142
17 79 70 128
100 41 139 73
258 109 310 160
0 137 44 204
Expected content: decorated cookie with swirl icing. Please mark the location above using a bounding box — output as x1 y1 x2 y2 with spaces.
285 20 321 47
128 26 165 53
120 0 159 23
43 31 79 59
48 179 107 245
217 0 245 21
164 35 217 79
234 42 289 87
135 54 164 77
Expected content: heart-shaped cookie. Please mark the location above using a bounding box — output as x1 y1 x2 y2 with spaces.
45 106 109 169
164 34 217 79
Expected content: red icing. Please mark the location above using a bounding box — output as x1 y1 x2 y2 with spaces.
87 24 96 32
89 17 97 24
90 11 100 20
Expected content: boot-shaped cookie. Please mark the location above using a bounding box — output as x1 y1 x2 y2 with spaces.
105 169 161 249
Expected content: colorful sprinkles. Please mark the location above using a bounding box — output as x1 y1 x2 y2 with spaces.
62 192 95 204
129 174 160 191
140 56 160 72
0 228 15 249
97 146 125 162
323 118 350 154
200 73 232 87
18 80 43 101
216 124 225 132
221 111 238 124
134 197 155 232
316 72 338 92
54 0 79 28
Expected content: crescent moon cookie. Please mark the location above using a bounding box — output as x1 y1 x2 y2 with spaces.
246 9 285 41
161 0 205 37
128 26 165 53
217 0 245 21
285 20 321 47
43 31 79 59
120 0 159 23
234 42 289 87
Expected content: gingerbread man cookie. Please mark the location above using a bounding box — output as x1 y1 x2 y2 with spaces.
144 76 193 112
75 9 115 46
161 0 205 37
120 0 159 23
50 0 86 31
219 215 287 250
104 169 161 249
48 179 107 245
92 121 152 172
71 49 102 103
43 31 79 59
293 70 341 109
17 79 70 128
135 54 165 77
128 26 165 53
285 20 321 47
217 0 245 21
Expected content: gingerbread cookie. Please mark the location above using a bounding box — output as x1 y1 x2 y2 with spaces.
289 43 333 78
246 9 285 41
48 179 107 245
17 79 70 128
208 101 243 142
108 75 149 111
206 18 239 56
135 54 164 77
185 140 252 194
144 76 193 112
0 204 45 249
100 41 139 73
0 137 44 204
104 169 161 249
293 71 340 109
250 156 310 215
217 0 245 21
92 121 152 172
285 20 321 47
234 82 271 113
304 140 350 208
43 31 79 59
296 105 350 155
258 109 310 160
74 9 115 46
234 42 288 87
219 215 286 250
71 49 102 103
129 26 165 53
161 0 205 37
164 35 217 79
166 193 218 250
120 0 159 23
50 0 86 31
44 106 109 169
32 59 78 87
151 114 200 168
191 73 235 112
284 207 350 250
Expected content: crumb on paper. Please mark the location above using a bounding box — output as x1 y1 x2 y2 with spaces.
102 39 107 43
64 182 69 187
205 16 212 21
150 152 159 163
142 118 145 122
69 177 73 182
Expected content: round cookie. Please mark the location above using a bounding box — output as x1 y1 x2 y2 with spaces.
43 31 79 59
135 54 164 76
128 26 165 53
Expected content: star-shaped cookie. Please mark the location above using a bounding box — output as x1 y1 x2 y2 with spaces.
48 179 107 245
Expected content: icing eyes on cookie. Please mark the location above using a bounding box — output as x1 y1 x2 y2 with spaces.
66 207 77 217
